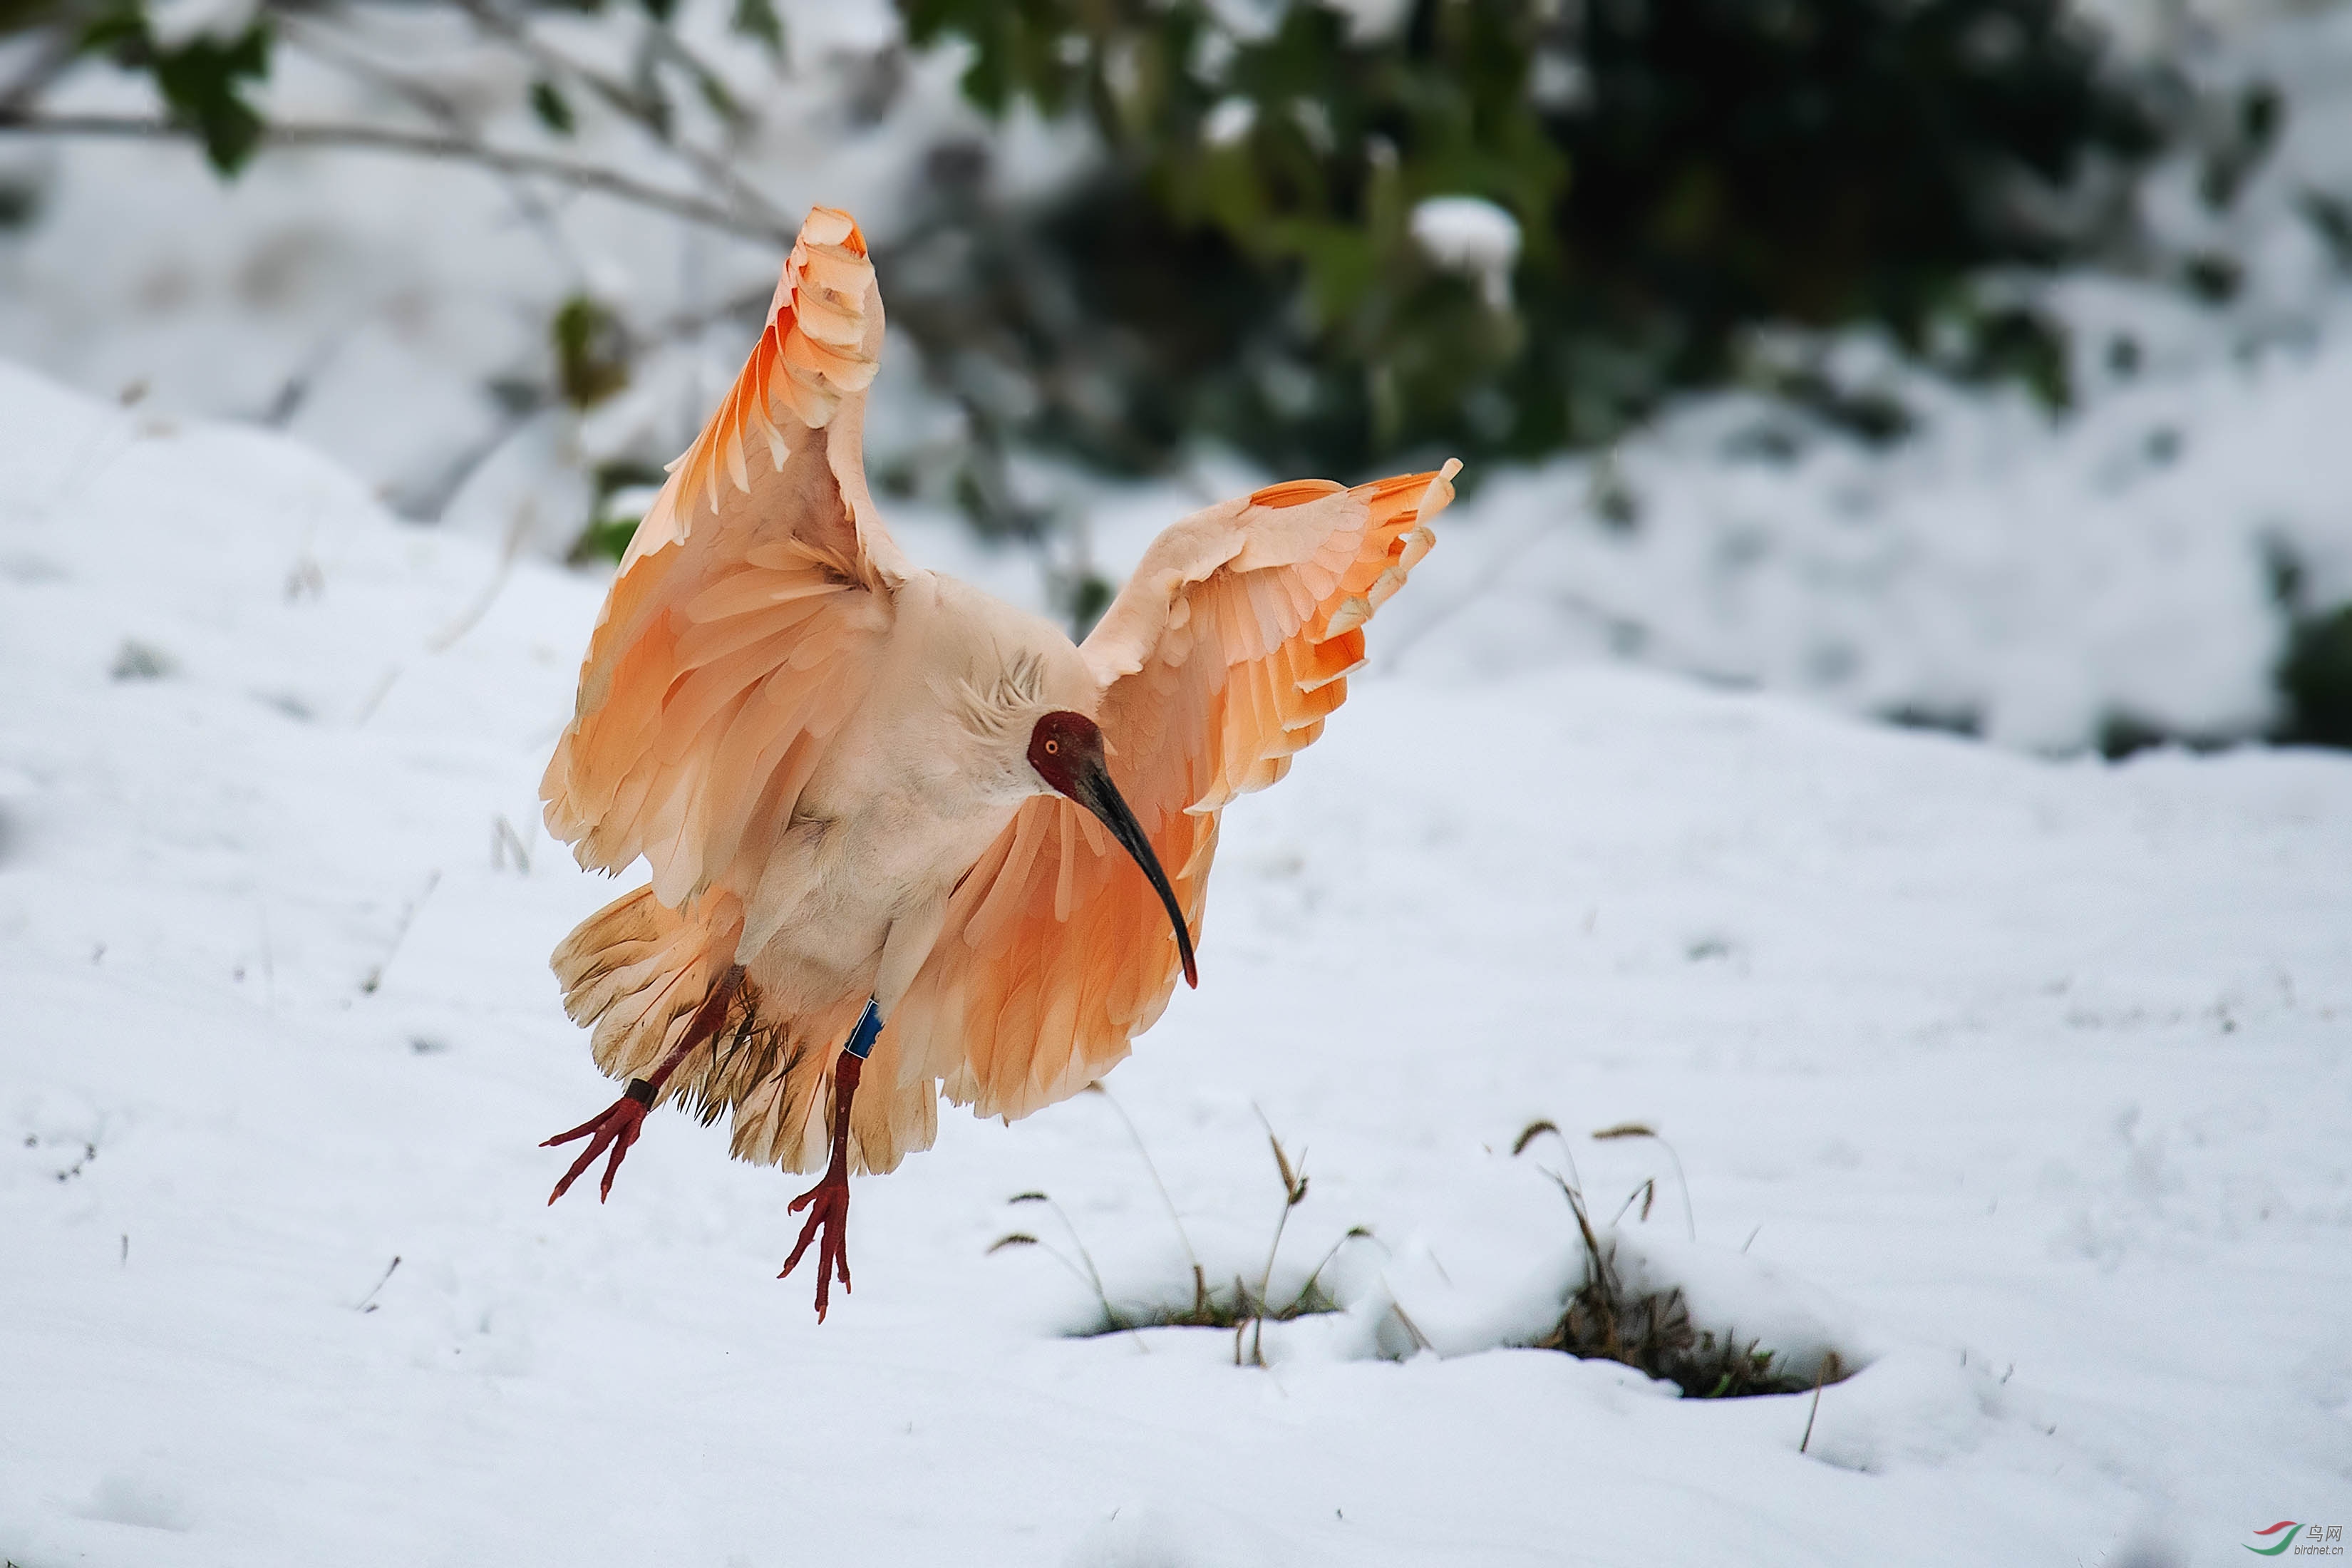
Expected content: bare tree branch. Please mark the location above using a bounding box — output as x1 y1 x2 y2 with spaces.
272 16 586 274
439 0 795 237
270 16 473 128
0 32 83 115
0 108 797 245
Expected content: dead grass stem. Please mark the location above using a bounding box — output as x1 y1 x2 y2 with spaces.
1086 1083 1209 1319
990 1110 1365 1359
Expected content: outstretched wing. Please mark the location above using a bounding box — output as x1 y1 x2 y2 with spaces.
540 207 902 911
888 462 1460 1122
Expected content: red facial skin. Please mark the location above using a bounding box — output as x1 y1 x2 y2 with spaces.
1026 709 1199 989
1026 709 1103 795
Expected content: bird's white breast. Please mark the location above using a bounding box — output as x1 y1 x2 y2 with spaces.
735 571 1092 1006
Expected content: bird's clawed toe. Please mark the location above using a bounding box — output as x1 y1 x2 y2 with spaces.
542 1080 654 1205
780 1169 852 1321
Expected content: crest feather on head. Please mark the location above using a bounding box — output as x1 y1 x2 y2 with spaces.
948 649 1050 740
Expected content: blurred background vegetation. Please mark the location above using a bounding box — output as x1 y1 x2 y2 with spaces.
0 0 2208 485
888 0 2171 483
1 0 2345 746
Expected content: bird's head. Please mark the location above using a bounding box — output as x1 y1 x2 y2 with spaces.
1027 711 1198 989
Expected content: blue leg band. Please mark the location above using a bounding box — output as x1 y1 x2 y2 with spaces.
845 996 883 1061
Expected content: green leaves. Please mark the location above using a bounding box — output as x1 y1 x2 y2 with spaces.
730 0 784 59
82 3 273 175
2278 604 2352 748
888 0 2177 478
552 294 629 410
902 0 1084 119
530 80 576 137
157 24 270 172
889 0 1572 473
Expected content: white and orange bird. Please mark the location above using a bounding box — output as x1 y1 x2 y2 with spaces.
538 207 1458 1319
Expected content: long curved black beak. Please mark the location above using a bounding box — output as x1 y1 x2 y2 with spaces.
1069 757 1199 988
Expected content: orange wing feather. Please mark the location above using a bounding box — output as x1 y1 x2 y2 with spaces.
888 462 1460 1121
547 202 1454 1171
541 208 934 1175
542 207 897 909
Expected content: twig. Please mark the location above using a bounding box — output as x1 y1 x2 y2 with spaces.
355 1254 402 1312
1546 1170 1616 1304
1383 1291 1433 1354
1592 1123 1696 1242
257 902 277 1013
361 870 441 994
1291 1225 1373 1310
399 398 540 522
1609 1176 1656 1227
1252 1106 1309 1320
1085 1083 1209 1318
986 1231 1128 1339
273 14 581 272
441 0 793 235
652 281 778 345
426 499 532 651
274 17 470 127
0 111 793 244
1510 1118 1585 1204
1006 1192 1128 1334
1799 1350 1842 1454
354 664 402 726
0 31 79 114
492 814 533 874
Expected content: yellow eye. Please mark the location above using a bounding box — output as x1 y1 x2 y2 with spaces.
1044 740 1058 754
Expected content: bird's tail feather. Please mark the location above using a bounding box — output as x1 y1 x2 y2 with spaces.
550 886 934 1175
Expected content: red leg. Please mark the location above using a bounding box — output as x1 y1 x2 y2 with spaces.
543 966 742 1205
780 1051 862 1321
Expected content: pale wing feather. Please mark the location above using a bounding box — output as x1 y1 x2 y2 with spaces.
889 462 1459 1122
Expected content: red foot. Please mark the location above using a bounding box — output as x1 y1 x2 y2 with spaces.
780 1165 852 1321
542 1080 653 1205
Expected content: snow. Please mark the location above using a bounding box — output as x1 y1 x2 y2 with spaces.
4 358 2349 1564
1382 315 2345 750
1409 197 1522 310
1202 97 1259 148
1315 0 1415 46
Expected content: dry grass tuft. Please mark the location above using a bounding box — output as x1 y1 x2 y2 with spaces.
1532 1174 1838 1400
989 1101 1367 1363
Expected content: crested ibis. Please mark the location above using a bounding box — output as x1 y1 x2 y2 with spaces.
539 206 1458 1319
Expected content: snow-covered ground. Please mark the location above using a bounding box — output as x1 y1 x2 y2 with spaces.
4 359 2348 1564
